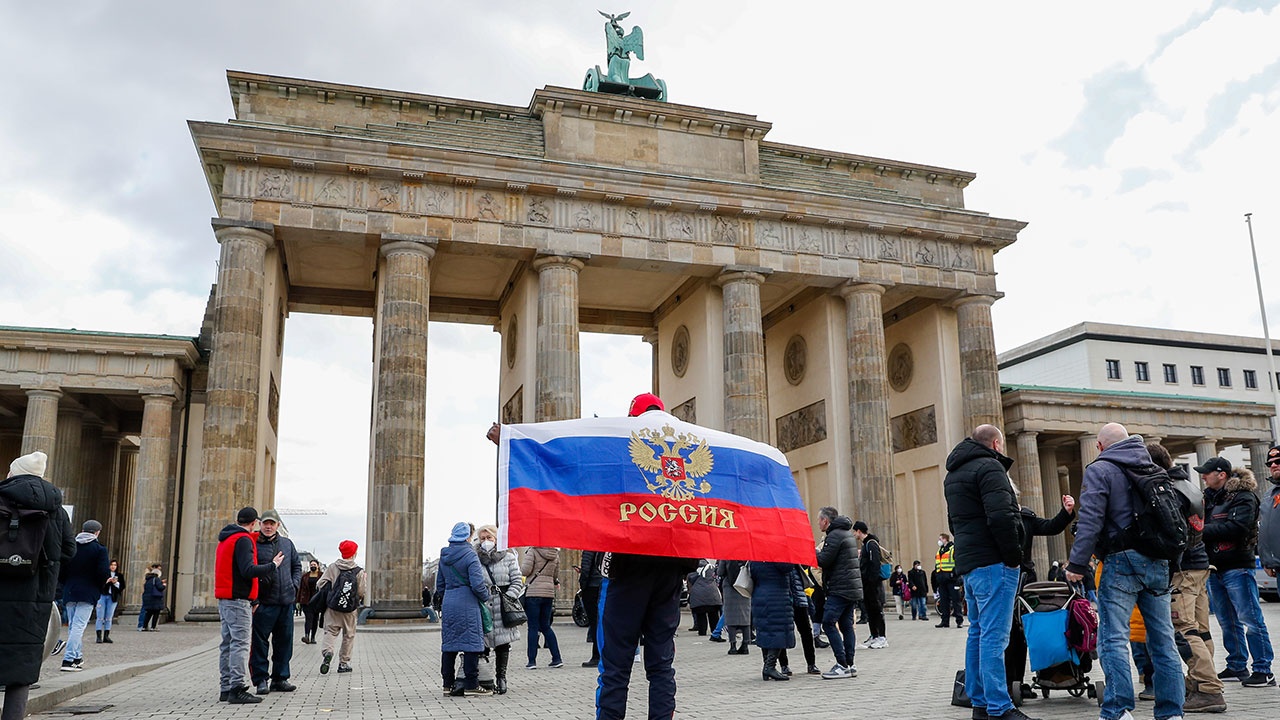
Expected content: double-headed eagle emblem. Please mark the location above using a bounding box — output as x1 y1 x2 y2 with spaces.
628 424 714 502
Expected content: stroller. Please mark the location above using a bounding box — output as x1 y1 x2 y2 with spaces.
1017 581 1102 704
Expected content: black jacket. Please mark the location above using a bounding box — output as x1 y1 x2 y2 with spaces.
944 438 1023 575
579 550 604 590
0 473 75 686
1170 465 1209 572
1019 506 1073 575
907 567 929 596
1204 469 1260 571
254 532 302 606
816 516 863 601
858 533 885 593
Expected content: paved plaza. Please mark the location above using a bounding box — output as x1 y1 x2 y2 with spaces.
30 603 1280 719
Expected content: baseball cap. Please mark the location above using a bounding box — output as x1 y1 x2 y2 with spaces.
236 506 259 524
628 393 664 417
1193 457 1232 475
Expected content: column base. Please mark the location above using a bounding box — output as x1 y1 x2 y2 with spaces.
184 606 220 622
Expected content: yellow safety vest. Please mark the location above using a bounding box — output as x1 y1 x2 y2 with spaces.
935 544 956 572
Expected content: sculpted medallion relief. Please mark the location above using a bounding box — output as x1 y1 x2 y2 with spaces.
776 400 827 453
505 315 518 369
671 325 690 378
891 405 937 453
887 342 913 393
783 335 807 386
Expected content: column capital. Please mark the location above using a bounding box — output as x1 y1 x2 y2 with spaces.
141 392 177 405
948 291 1003 309
23 387 63 400
715 265 771 288
379 233 438 260
212 218 275 248
642 330 659 345
839 281 890 299
532 252 588 273
1018 430 1039 439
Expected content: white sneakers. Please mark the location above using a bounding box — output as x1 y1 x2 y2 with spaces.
857 636 889 649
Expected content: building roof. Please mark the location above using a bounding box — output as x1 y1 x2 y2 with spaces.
998 321 1280 369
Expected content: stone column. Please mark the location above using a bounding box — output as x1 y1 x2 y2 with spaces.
1249 441 1272 500
368 234 436 616
189 219 274 616
78 422 109 540
1015 432 1050 575
533 253 585 423
718 268 769 442
127 394 175 612
533 252 587 607
953 294 1004 432
1194 438 1218 467
54 408 85 514
1038 445 1067 565
20 388 61 459
643 331 660 397
1079 434 1100 466
841 282 897 553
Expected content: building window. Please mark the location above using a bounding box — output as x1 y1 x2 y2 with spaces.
1217 367 1231 387
1105 359 1121 380
1191 366 1205 386
1244 369 1258 389
1135 361 1150 382
1163 363 1178 384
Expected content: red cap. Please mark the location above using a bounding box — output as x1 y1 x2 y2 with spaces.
338 540 358 559
628 393 664 417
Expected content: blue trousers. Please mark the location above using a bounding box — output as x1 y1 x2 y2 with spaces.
963 563 1019 716
249 603 295 684
1207 567 1274 674
596 567 682 720
822 593 857 667
1097 551 1183 720
524 596 562 665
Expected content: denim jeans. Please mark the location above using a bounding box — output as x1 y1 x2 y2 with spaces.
710 614 725 639
523 596 561 665
1097 550 1183 720
95 596 117 631
821 593 857 667
249 603 295 685
218 599 252 692
1207 567 1274 674
963 563 1019 716
910 595 927 619
63 602 93 662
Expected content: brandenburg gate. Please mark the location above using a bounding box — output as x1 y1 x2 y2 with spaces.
177 68 1024 617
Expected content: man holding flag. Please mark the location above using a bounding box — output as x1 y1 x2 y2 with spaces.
495 391 816 719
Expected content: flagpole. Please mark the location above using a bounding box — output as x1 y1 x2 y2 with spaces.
1246 213 1280 442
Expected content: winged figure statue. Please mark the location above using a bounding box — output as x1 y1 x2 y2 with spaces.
584 11 667 101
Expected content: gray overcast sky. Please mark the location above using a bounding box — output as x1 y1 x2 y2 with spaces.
2 1 1277 564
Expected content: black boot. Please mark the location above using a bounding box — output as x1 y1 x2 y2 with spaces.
494 645 509 695
95 630 102 644
103 630 112 643
762 649 788 681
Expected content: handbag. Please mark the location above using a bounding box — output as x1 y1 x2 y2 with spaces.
1020 597 1075 671
484 564 527 627
733 564 753 597
951 669 971 708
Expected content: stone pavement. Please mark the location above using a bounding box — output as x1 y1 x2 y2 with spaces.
35 603 1280 719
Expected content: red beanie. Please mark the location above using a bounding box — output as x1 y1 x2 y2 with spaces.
628 393 664 417
338 540 358 559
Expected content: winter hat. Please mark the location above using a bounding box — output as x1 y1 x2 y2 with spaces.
338 540 358 559
236 506 259 525
449 521 471 542
628 392 664 417
82 519 102 533
8 451 47 478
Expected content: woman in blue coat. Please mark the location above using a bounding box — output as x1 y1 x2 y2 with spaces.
436 522 492 696
749 561 806 681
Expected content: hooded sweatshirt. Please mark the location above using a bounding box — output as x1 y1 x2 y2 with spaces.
1259 468 1280 570
62 533 110 604
1068 435 1149 575
317 556 367 608
1204 468 1260 571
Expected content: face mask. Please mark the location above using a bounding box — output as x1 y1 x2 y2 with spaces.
481 540 496 552
938 539 945 547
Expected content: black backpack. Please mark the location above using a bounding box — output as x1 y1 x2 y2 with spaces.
1096 458 1189 561
0 495 49 577
327 565 362 612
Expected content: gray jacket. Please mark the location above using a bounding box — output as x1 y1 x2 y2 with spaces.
1259 477 1280 570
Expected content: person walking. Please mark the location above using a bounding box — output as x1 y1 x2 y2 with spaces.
297 560 324 644
438 522 492 697
215 506 284 704
579 549 605 666
61 519 110 672
135 564 160 631
141 566 166 630
907 561 929 621
852 521 887 649
249 509 301 695
521 545 562 670
94 560 123 644
934 532 964 628
0 451 75 720
1065 424 1183 720
749 561 805 681
1199 456 1274 687
944 424 1033 720
815 506 862 679
477 524 524 694
686 560 722 636
715 558 751 654
317 540 365 676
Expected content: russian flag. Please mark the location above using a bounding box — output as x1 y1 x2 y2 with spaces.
497 411 817 565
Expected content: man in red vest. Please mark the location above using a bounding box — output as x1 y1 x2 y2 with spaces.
215 506 283 704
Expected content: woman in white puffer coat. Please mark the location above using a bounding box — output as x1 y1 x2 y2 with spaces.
474 524 524 695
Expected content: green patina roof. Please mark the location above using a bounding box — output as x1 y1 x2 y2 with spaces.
0 325 199 344
1001 383 1271 406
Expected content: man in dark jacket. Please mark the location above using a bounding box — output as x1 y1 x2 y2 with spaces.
60 518 110 672
249 509 302 695
0 451 75 720
215 506 284 705
906 560 929 621
943 424 1031 720
1200 456 1273 687
1066 424 1182 720
851 521 887 649
815 506 861 679
578 549 604 666
1148 443 1225 712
